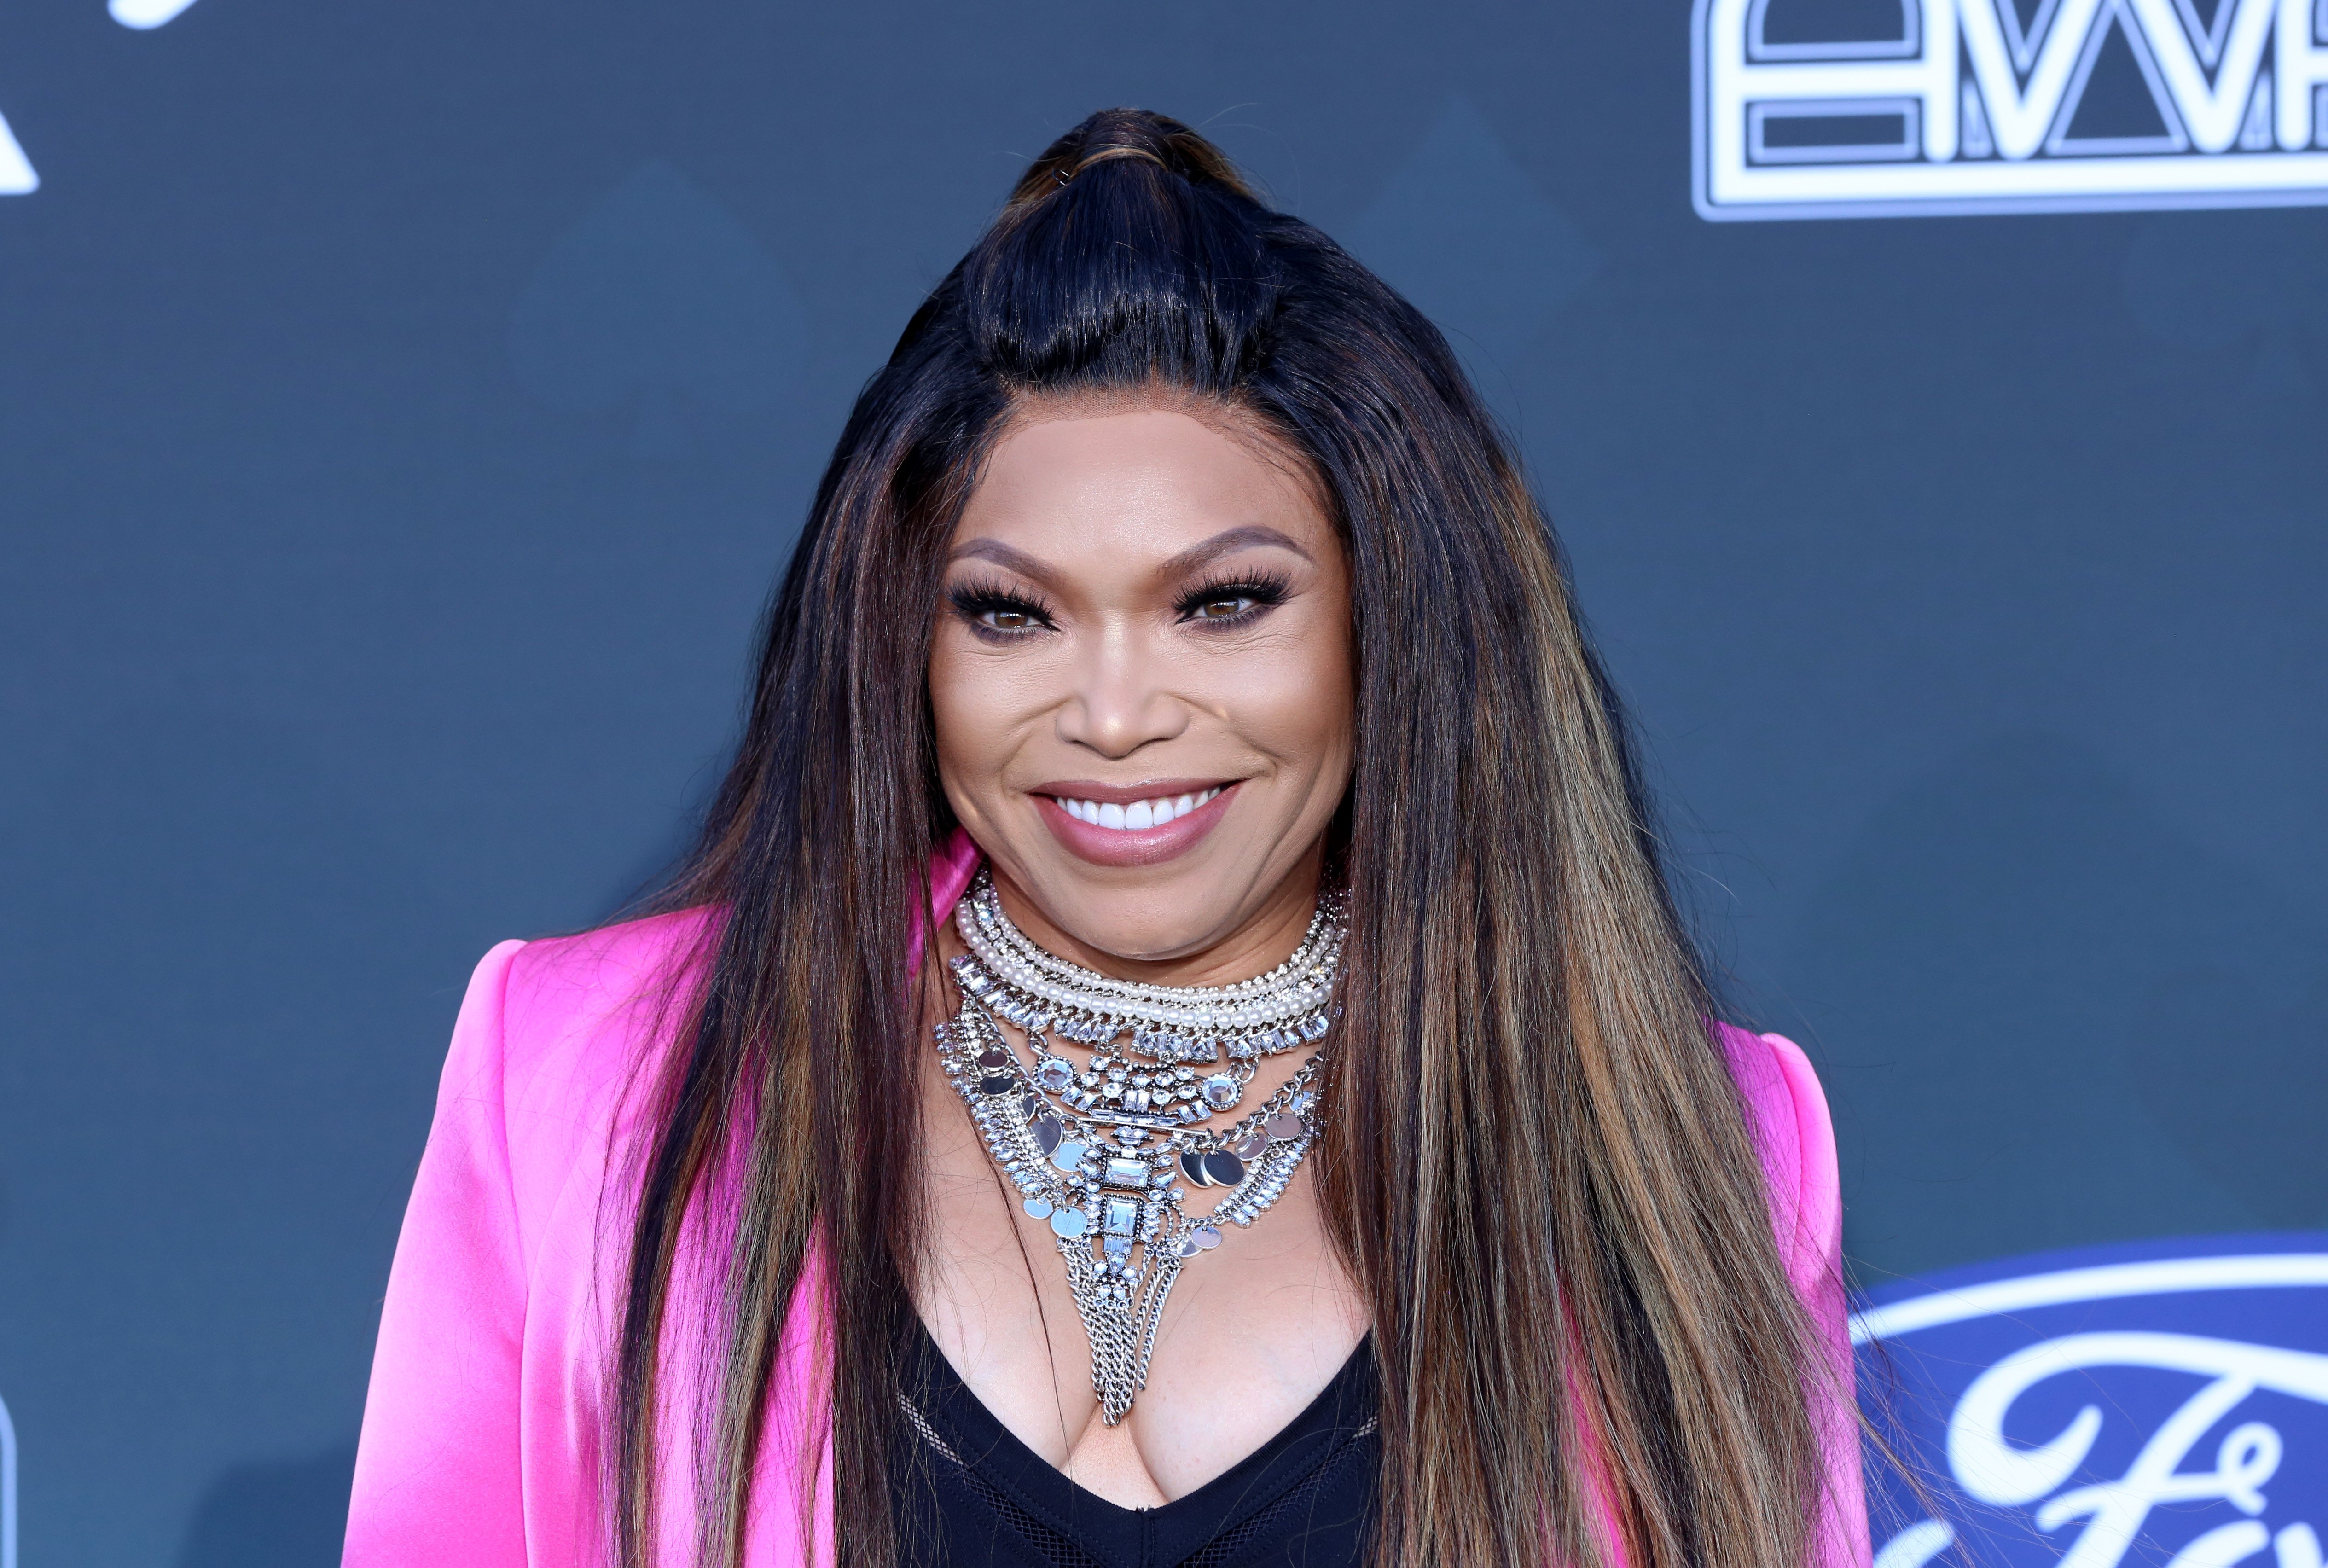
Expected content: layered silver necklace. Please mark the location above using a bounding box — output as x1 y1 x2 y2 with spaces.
934 868 1346 1424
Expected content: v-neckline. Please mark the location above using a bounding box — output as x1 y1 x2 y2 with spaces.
900 1315 1378 1564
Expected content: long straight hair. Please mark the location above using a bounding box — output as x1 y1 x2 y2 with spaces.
616 109 1829 1568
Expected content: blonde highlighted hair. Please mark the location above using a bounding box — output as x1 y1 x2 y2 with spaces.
615 107 1832 1568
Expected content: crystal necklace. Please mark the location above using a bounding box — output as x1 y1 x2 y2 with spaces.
934 868 1346 1424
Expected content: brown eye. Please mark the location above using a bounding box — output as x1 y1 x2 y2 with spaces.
948 584 1055 637
1174 575 1289 627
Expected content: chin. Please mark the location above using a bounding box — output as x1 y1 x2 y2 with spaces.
1013 848 1266 963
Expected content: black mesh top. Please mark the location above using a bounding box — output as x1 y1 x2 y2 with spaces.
893 1319 1381 1568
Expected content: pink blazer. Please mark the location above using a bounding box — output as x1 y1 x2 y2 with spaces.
345 834 1869 1566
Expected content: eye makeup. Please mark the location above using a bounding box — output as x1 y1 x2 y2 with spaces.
1173 570 1293 629
944 567 1297 641
946 576 1057 641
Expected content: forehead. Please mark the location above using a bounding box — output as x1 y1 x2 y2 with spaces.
955 406 1331 554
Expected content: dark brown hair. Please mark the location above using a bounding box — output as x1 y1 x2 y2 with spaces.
616 107 1830 1568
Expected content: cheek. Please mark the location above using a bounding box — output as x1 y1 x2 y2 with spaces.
1302 648 1358 780
927 637 1005 798
928 633 1065 813
1231 615 1356 781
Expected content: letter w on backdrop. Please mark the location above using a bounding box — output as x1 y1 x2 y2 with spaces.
1694 0 2328 217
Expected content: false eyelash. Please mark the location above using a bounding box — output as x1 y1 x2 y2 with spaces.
1174 571 1293 627
947 576 1057 638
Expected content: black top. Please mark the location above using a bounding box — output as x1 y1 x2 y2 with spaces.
893 1319 1381 1568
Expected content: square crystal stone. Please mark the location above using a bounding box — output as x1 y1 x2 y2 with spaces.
1102 1196 1139 1237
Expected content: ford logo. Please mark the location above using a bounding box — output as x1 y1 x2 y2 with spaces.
1857 1235 2328 1568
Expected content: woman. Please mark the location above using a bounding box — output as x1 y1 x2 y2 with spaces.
345 110 1867 1568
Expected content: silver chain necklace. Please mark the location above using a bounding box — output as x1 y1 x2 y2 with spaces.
934 868 1346 1424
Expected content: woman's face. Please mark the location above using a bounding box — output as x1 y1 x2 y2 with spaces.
929 404 1354 972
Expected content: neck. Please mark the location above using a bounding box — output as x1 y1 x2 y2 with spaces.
982 844 1328 991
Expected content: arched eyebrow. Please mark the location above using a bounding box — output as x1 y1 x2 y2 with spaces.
947 524 1315 589
948 538 1062 592
1156 525 1315 578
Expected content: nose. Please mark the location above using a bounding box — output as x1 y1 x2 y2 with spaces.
1055 620 1189 759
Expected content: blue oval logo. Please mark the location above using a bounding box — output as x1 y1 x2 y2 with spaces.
1858 1234 2328 1568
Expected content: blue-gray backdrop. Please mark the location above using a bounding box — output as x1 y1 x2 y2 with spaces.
1 0 2323 1563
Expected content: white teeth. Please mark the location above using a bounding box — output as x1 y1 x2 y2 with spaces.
1059 786 1224 830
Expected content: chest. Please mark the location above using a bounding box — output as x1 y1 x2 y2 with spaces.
913 1033 1368 1506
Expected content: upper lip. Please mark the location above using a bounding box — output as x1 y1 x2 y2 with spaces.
1032 778 1237 807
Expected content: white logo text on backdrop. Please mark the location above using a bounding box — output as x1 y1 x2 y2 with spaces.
0 0 204 195
1695 0 2328 218
1857 1249 2328 1568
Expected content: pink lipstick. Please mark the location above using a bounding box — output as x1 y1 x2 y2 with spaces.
1033 779 1240 868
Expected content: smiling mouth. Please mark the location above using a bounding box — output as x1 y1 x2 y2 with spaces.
1048 786 1224 831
